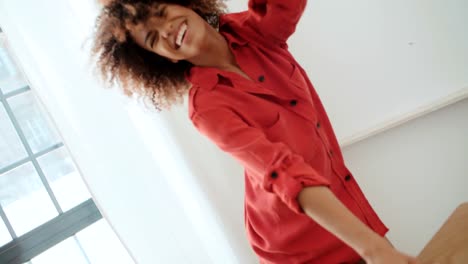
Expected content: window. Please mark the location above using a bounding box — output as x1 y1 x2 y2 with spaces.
0 29 134 264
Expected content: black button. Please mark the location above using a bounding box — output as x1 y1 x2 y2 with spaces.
258 75 265 82
329 150 334 156
231 43 239 49
271 171 278 179
345 174 351 181
290 100 297 106
316 122 321 128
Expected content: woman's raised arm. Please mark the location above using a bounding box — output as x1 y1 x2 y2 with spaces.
247 0 308 43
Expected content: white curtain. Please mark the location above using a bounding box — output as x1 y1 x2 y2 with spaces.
0 0 254 263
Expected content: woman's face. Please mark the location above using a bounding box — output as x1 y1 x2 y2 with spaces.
128 4 209 63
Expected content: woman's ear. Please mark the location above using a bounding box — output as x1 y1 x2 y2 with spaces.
97 0 113 6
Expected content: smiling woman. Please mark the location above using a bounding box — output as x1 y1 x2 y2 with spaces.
92 0 226 111
90 0 423 263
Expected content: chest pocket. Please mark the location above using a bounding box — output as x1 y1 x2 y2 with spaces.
254 110 281 130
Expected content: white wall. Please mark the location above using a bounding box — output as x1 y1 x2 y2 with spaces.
341 98 468 255
240 0 468 144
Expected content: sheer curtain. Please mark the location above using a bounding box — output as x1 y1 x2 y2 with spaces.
0 0 248 263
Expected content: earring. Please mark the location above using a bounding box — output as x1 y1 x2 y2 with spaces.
206 14 220 32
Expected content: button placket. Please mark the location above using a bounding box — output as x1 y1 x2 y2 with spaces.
315 121 334 159
271 171 279 179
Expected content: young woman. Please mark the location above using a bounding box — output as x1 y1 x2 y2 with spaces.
92 0 420 263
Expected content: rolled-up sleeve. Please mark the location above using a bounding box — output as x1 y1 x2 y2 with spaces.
248 0 307 43
191 106 330 214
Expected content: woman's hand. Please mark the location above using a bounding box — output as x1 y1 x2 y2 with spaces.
297 187 422 264
363 239 420 264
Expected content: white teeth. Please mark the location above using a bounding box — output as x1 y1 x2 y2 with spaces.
176 23 187 47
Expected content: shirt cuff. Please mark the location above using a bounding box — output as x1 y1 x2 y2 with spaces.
262 154 331 215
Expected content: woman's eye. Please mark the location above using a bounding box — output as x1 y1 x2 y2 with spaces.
150 33 158 48
156 6 166 17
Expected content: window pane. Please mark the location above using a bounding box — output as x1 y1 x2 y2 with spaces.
0 219 12 247
0 103 27 169
76 219 134 264
0 36 27 94
0 162 57 236
31 237 88 264
37 147 91 211
7 91 61 154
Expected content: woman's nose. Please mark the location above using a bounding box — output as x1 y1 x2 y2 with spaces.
159 22 174 39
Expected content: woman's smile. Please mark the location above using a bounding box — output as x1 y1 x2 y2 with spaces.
175 21 188 48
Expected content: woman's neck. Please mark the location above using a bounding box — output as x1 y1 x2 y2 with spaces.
187 23 237 70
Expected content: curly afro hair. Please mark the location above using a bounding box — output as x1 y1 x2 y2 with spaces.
92 0 227 111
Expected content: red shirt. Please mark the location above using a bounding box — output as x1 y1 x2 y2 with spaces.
186 0 389 263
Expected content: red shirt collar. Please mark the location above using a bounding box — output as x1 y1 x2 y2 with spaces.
184 13 248 90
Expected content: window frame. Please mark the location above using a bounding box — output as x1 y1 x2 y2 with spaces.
0 28 103 264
